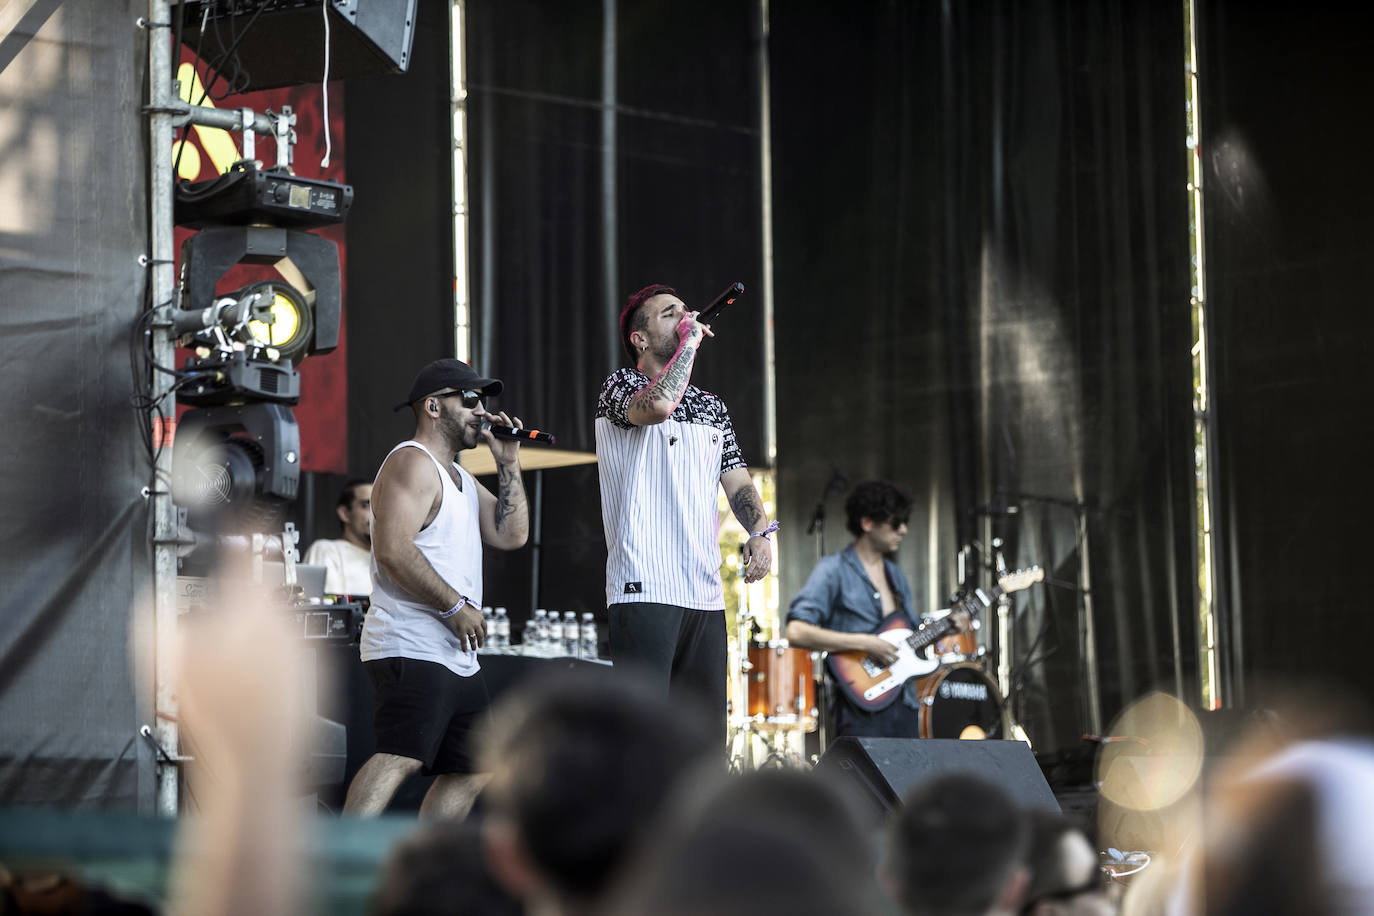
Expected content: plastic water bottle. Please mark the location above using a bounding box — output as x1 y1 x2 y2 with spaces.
580 612 597 660
534 609 550 655
549 612 564 656
520 615 536 654
493 607 510 650
563 611 578 656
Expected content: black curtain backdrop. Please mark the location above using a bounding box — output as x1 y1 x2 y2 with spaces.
343 2 455 484
772 0 1196 753
1199 1 1374 711
0 1 154 807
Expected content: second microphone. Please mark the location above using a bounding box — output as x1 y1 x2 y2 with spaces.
484 422 556 446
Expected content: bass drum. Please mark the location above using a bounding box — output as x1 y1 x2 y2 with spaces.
914 663 1008 740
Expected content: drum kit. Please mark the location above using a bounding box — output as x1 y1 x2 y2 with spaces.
726 598 1011 770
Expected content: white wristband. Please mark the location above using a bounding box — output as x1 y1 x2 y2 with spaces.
437 598 469 620
749 520 781 540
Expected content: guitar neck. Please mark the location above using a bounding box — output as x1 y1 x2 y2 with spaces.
904 585 1004 654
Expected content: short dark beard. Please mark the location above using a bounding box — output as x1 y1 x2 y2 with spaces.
651 330 679 363
437 409 478 454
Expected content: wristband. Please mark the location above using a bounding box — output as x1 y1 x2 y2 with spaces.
748 520 781 540
437 598 470 620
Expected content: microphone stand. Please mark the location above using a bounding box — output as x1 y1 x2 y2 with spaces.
805 467 848 563
999 490 1110 738
805 498 827 562
804 467 847 753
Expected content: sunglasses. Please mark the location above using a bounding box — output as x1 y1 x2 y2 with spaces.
437 389 486 409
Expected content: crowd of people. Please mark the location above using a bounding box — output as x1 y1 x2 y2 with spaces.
369 670 1116 916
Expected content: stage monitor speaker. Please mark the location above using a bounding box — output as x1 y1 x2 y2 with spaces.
814 738 1059 827
181 0 418 91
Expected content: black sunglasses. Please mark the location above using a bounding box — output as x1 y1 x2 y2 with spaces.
436 389 486 409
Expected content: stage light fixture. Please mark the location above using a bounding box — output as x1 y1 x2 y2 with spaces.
171 224 340 406
240 279 313 364
171 402 301 535
178 225 340 358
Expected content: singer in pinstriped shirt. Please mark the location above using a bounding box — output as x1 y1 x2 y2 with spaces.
595 284 774 751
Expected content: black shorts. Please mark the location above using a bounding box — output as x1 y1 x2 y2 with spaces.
364 657 491 775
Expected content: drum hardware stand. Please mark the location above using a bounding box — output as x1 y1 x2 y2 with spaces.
813 650 830 759
993 537 1012 698
726 586 814 772
727 581 764 771
963 519 1034 743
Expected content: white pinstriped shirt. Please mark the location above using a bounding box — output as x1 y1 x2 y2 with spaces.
595 368 746 610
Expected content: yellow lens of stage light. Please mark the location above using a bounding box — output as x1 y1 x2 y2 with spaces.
247 290 303 347
235 280 313 362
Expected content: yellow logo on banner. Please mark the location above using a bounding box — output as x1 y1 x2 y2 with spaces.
174 62 242 180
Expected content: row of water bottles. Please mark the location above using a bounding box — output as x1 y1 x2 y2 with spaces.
482 606 599 659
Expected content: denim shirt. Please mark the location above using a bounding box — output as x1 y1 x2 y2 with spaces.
786 544 914 634
787 545 920 709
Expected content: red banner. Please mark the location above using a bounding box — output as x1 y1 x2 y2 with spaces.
173 48 348 474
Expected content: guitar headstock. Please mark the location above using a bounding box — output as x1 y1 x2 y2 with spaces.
997 566 1044 594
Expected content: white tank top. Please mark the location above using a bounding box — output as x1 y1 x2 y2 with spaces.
361 441 483 677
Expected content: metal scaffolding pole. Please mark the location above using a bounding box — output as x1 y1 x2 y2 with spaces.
143 4 296 814
144 0 180 817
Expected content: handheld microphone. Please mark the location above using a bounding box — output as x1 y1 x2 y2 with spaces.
697 281 744 323
484 422 556 446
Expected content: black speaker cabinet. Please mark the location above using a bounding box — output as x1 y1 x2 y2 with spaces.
814 738 1060 826
181 0 418 91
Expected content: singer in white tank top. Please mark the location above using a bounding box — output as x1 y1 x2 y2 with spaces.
343 358 529 817
363 441 484 676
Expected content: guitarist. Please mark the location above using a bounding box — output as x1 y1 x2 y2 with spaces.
785 481 970 741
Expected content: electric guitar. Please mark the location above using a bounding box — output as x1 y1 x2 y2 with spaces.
826 567 1044 711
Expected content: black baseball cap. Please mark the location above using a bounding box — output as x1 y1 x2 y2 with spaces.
393 358 503 411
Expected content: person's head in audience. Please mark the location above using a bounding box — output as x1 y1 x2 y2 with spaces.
607 766 884 915
369 819 522 916
478 669 713 915
881 772 1030 916
1020 812 1113 916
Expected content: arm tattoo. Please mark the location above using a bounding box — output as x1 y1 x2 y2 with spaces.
729 486 766 532
638 344 696 412
495 463 520 530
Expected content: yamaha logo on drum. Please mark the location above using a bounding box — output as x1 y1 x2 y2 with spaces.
939 680 989 701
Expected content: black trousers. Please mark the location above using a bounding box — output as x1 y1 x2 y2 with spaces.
607 602 727 751
830 684 924 741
